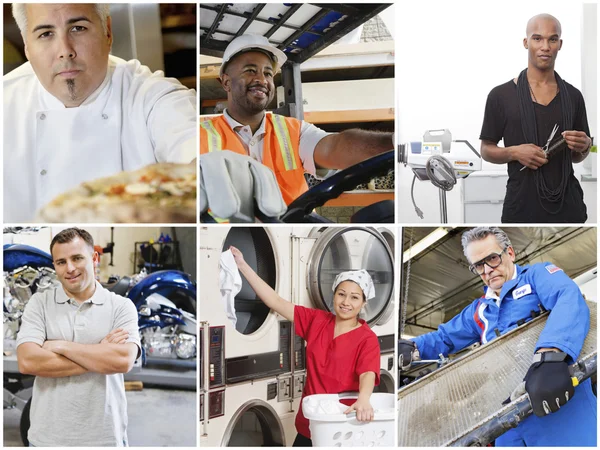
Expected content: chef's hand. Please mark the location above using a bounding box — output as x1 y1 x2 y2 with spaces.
200 151 287 222
562 131 592 153
229 246 246 267
101 328 129 344
398 339 419 371
344 396 374 422
524 351 574 417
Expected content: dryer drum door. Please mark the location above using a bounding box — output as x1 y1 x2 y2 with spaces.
375 369 395 393
222 400 286 447
307 227 394 326
223 228 276 335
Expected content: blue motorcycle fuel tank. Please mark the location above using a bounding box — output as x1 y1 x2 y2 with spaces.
127 270 196 307
4 244 54 272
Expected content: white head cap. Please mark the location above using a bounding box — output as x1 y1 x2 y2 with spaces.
332 270 376 301
220 33 287 78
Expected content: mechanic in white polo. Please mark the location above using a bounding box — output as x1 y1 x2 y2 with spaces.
16 228 141 447
4 3 197 222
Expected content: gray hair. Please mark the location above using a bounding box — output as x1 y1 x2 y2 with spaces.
461 227 513 261
12 4 111 36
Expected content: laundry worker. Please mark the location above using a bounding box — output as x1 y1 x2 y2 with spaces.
16 228 141 446
4 3 197 222
479 14 592 223
200 33 394 221
229 246 381 447
398 226 596 447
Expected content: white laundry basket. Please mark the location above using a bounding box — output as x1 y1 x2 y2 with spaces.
302 392 395 447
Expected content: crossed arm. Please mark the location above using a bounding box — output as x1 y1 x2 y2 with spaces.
17 328 138 377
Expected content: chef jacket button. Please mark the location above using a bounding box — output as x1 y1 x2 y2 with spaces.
40 169 47 176
40 114 46 120
102 114 108 119
250 139 256 146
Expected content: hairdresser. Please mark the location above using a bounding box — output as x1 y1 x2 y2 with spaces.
479 13 592 223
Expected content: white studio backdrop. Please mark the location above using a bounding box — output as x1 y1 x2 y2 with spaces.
396 0 597 223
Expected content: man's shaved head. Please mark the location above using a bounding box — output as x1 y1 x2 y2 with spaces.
526 14 562 37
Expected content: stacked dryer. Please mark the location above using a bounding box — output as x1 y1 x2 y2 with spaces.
200 227 302 447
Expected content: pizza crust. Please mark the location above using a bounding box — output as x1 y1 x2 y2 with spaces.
37 163 197 223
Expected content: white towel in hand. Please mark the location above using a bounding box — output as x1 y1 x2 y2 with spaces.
219 250 242 327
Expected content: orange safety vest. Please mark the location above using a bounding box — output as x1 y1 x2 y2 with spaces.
200 114 308 205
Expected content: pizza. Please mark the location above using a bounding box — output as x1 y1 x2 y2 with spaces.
36 163 196 223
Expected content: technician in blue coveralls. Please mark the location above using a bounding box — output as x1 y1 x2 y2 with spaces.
398 226 596 447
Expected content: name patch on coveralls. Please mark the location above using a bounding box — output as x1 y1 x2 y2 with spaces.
545 264 563 274
513 284 532 299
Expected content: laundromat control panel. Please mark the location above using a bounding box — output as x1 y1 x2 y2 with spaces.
225 321 293 383
293 331 306 371
293 373 306 399
209 326 225 388
378 334 395 354
277 376 292 402
208 390 225 419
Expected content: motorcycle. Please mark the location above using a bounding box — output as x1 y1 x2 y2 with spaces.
124 270 197 366
3 244 59 344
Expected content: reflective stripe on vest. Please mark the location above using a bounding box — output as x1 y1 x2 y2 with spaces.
271 114 297 171
200 120 222 153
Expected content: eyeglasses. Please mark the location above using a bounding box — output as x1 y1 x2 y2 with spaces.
469 249 506 275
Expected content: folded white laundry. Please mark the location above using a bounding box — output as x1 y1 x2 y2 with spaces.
303 398 347 416
318 400 348 415
219 250 242 327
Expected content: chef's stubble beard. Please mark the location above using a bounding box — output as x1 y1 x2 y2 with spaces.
66 79 77 101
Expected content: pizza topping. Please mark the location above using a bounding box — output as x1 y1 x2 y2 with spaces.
160 182 186 197
125 183 157 195
109 184 126 195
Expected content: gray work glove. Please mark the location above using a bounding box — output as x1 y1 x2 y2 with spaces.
200 151 287 222
398 339 419 371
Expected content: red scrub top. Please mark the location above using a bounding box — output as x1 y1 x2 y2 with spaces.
294 305 381 438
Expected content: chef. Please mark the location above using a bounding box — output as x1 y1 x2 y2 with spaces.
4 3 197 222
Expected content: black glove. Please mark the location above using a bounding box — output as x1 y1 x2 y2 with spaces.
398 339 417 371
524 351 574 417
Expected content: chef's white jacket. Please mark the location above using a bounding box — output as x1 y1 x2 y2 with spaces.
3 55 197 222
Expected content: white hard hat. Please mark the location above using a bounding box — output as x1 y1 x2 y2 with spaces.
220 34 287 78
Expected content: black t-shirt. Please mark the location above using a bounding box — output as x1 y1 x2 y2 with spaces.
480 79 590 223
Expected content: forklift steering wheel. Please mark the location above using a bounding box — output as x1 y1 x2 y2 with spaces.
281 149 394 222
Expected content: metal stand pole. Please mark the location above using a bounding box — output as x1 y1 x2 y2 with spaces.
439 189 448 223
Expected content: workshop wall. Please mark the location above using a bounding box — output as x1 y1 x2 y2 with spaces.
160 227 197 281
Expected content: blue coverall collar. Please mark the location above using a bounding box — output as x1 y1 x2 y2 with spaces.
481 264 527 306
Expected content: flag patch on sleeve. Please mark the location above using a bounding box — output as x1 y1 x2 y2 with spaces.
545 264 563 274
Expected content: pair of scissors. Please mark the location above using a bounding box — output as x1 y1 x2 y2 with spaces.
542 123 560 155
519 123 560 171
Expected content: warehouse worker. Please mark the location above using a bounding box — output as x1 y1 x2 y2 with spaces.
200 33 394 221
4 3 197 222
398 227 596 446
229 246 380 446
480 14 592 223
16 228 140 446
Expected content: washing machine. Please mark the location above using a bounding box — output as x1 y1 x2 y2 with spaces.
291 226 397 393
200 227 305 447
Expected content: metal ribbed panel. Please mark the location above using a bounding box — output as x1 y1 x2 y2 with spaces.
398 302 597 447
